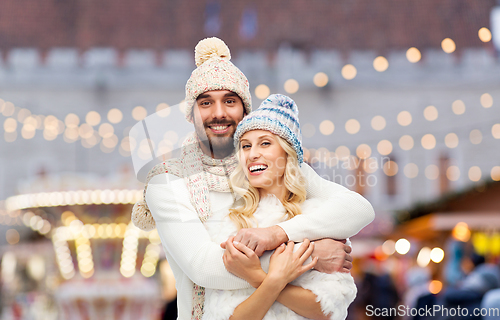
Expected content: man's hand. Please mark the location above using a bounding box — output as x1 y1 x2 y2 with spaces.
311 239 352 273
222 236 267 288
220 226 288 257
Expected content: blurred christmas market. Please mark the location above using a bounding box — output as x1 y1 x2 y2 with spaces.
0 1 500 319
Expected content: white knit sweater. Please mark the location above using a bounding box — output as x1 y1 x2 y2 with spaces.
202 195 357 320
146 163 374 320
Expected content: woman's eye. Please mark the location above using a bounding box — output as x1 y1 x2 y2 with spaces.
262 141 270 146
241 145 250 149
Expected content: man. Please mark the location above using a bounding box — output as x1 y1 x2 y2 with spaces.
132 37 374 320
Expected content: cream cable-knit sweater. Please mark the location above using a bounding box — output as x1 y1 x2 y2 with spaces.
202 195 357 320
146 163 374 320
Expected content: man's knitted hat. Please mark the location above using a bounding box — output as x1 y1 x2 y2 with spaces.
184 37 252 122
233 94 303 164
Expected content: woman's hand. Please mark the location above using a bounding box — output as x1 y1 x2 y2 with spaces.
223 236 267 288
267 239 318 288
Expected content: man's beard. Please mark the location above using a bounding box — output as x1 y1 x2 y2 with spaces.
194 119 237 158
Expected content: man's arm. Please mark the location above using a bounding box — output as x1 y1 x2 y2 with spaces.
277 162 375 242
146 173 255 290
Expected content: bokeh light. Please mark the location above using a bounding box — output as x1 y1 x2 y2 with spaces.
404 163 419 179
441 38 456 53
425 165 439 180
371 115 386 131
397 111 412 126
478 27 492 42
446 166 460 181
406 47 421 63
313 72 329 87
452 100 466 115
430 248 445 263
445 133 459 148
345 119 360 134
284 79 299 94
480 93 493 108
319 120 334 135
469 129 482 145
383 160 398 176
356 144 372 159
395 238 411 255
341 64 357 80
423 106 438 121
86 111 101 126
255 84 270 99
132 106 147 121
108 108 123 123
468 166 482 182
399 135 414 151
421 134 436 150
377 140 393 155
373 56 389 72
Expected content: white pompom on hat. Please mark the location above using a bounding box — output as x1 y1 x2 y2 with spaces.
184 37 252 123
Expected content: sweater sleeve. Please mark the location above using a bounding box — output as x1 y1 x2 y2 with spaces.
277 163 375 242
146 173 254 290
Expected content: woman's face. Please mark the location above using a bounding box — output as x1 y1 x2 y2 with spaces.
239 130 287 195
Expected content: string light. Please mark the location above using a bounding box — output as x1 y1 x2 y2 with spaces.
345 119 360 134
468 166 482 182
446 166 460 181
319 120 334 135
313 72 329 87
371 116 386 131
406 47 421 63
421 134 436 150
423 106 438 121
399 135 414 151
284 79 299 94
5 189 142 212
425 165 439 180
445 133 459 148
441 38 456 53
373 56 389 72
478 27 492 42
480 93 493 108
255 84 270 99
397 111 412 126
132 106 147 121
404 163 419 179
341 64 357 80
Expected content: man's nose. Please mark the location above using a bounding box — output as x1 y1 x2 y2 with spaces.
212 101 227 119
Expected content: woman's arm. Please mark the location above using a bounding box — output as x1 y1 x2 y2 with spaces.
225 240 329 320
278 163 375 241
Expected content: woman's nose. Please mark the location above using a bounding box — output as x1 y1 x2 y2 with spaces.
248 146 260 160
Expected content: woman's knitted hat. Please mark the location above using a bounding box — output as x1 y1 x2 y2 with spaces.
233 94 303 164
184 37 252 122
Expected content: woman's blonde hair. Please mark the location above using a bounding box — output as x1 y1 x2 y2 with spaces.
228 134 307 230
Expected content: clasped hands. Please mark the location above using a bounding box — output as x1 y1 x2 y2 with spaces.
220 225 353 280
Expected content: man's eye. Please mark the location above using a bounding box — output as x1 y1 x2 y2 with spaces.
226 99 235 104
199 101 211 106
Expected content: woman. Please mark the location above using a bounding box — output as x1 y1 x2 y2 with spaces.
202 94 357 320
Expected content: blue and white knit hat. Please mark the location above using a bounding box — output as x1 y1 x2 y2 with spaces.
233 94 303 164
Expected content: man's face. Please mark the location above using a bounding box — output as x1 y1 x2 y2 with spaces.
192 90 245 157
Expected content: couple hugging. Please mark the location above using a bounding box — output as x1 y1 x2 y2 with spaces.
132 37 374 320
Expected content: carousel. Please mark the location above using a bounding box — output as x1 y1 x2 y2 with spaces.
2 171 175 320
